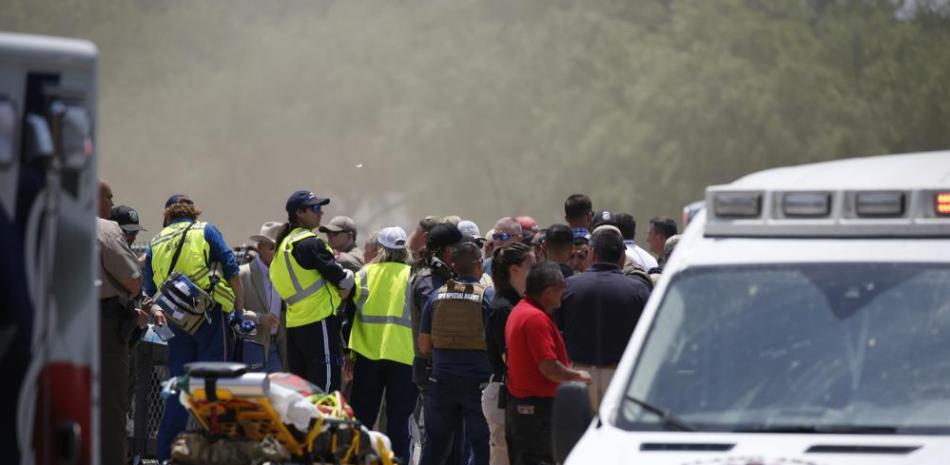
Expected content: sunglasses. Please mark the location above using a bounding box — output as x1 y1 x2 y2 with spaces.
492 232 512 241
310 205 323 213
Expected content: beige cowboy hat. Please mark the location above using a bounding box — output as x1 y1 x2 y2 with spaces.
249 221 282 247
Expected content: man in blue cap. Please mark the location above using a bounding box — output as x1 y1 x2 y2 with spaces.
145 194 244 463
270 190 355 393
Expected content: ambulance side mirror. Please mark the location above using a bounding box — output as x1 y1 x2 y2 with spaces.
552 382 593 465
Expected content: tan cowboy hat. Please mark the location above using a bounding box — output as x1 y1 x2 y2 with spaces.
249 221 282 246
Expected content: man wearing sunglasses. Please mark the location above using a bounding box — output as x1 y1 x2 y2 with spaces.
484 217 523 276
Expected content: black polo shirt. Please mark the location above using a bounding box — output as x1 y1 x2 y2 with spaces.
485 287 521 379
556 262 650 366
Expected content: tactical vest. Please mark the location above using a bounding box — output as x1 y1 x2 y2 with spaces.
348 262 414 365
270 227 340 328
430 279 487 351
150 221 236 311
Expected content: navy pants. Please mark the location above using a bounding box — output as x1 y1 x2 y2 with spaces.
157 308 230 462
287 315 343 393
241 339 283 372
350 353 417 461
420 375 490 465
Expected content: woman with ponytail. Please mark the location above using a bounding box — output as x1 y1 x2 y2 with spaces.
269 190 356 394
481 242 535 465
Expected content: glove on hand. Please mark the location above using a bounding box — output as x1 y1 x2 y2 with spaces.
338 268 356 290
230 314 257 334
238 319 257 334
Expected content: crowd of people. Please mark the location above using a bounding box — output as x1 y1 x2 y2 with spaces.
96 180 681 465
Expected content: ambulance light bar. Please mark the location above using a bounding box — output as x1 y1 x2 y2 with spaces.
713 192 761 218
704 187 950 238
937 192 950 216
782 192 831 217
855 192 904 217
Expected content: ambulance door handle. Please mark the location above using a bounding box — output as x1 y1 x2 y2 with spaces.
56 421 81 465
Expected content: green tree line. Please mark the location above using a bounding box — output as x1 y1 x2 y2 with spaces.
3 0 949 239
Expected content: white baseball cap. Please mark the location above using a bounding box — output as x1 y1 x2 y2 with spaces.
377 226 408 250
457 220 482 239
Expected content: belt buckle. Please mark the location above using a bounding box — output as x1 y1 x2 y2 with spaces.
516 405 535 415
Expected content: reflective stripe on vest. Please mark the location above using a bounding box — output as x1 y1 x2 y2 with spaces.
282 230 327 304
149 221 236 311
354 269 412 328
349 262 414 365
270 227 339 328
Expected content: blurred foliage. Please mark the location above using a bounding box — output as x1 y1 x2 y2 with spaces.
3 0 949 240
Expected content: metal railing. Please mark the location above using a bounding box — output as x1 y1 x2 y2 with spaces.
127 339 169 463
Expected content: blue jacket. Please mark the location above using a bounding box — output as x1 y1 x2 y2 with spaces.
556 262 650 366
143 218 240 296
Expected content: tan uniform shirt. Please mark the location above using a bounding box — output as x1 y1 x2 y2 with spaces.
336 246 365 273
98 217 141 300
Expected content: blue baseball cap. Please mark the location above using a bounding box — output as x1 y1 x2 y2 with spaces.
164 194 192 208
285 190 330 213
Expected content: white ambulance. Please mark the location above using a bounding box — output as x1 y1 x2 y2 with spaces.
0 32 98 465
556 151 950 465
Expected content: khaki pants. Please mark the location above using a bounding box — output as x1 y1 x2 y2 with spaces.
572 364 616 411
480 380 508 465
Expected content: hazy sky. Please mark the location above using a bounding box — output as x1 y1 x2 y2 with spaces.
6 0 946 245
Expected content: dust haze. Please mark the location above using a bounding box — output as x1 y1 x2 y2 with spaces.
5 0 950 243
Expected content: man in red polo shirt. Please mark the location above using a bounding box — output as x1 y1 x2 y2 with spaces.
505 262 590 465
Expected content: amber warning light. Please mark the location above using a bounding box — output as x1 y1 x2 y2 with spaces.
937 192 950 216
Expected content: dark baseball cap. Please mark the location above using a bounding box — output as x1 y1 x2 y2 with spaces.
592 210 617 229
426 223 463 250
452 236 483 263
285 190 330 213
164 194 192 208
111 205 146 233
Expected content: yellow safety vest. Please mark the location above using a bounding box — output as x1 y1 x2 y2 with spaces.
270 227 341 328
149 221 236 311
349 262 414 365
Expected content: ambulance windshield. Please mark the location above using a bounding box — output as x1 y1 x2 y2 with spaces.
620 263 950 434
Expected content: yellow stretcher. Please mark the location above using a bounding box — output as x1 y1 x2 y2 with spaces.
166 362 396 465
